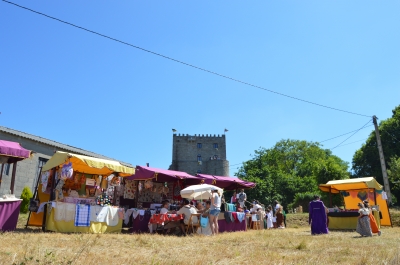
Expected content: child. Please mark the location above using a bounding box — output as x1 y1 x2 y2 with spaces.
266 206 273 229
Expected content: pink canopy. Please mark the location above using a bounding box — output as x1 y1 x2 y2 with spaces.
127 166 198 182
196 174 256 190
0 140 31 162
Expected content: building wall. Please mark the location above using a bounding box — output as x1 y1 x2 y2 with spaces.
170 133 229 176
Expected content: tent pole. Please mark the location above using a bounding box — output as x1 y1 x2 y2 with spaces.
26 166 43 228
386 199 393 227
134 180 139 208
10 161 18 194
0 163 4 189
329 187 332 207
49 167 58 201
373 189 377 205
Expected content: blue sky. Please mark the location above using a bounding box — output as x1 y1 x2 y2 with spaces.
1 1 399 175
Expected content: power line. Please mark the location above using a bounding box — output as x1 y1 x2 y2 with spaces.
319 124 374 143
330 119 372 150
330 138 368 148
2 0 372 118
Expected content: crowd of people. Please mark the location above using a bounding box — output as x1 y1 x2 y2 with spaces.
156 188 290 236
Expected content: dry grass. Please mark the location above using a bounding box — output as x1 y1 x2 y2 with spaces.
0 210 399 265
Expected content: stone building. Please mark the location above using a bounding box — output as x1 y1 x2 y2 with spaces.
0 126 132 197
169 133 229 176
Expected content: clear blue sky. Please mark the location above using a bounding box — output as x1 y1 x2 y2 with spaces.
1 1 399 175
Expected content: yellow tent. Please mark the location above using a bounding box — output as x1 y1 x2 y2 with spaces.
41 151 135 177
319 177 392 226
27 151 135 227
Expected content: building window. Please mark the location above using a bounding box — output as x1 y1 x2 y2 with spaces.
3 163 10 175
213 143 218 149
197 169 202 173
213 155 219 160
197 143 202 149
197 155 202 162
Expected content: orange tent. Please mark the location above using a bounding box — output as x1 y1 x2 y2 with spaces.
319 177 392 226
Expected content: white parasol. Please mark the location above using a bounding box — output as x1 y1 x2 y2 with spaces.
180 184 223 200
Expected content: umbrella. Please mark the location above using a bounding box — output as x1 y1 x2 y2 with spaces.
180 184 223 200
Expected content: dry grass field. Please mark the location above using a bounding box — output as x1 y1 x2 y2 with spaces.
1 210 400 265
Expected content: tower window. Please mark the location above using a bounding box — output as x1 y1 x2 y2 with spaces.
197 155 202 162
213 143 218 149
197 143 202 148
197 169 202 173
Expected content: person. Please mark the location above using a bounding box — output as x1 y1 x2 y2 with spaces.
266 206 273 229
283 207 287 228
231 191 237 204
196 201 205 213
177 198 198 235
237 189 247 208
250 201 262 213
209 189 222 235
236 202 243 212
276 206 285 228
356 202 372 237
160 201 170 214
308 195 329 235
197 201 212 236
363 200 381 236
273 200 281 216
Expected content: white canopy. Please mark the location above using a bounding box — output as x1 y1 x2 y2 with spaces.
180 184 223 200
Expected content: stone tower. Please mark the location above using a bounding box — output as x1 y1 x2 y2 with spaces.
170 133 229 176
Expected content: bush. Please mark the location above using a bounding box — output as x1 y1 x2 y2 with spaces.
290 192 316 213
20 186 33 213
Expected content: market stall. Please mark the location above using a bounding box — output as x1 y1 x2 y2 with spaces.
195 174 256 190
27 151 135 233
180 183 247 234
126 166 200 233
0 140 32 231
319 177 392 229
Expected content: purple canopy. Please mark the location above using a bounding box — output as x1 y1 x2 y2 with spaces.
126 166 198 182
0 140 31 162
196 174 256 190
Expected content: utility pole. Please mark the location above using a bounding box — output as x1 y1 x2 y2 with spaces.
372 115 392 204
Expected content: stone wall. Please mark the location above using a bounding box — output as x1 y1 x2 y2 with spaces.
171 133 229 176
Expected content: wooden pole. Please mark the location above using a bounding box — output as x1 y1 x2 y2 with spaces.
10 162 17 194
373 115 392 204
329 186 332 207
50 167 57 201
373 188 377 205
0 163 4 189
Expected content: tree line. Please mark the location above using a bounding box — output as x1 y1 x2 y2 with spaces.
235 105 400 209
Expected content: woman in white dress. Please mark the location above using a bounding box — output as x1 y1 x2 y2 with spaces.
266 206 273 229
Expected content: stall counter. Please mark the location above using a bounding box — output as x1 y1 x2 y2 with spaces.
217 212 247 233
0 198 22 231
328 211 380 230
45 202 122 233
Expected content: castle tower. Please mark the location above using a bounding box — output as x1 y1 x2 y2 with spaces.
170 133 229 176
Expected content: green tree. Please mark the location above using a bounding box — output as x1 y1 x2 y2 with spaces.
352 105 400 204
388 156 400 204
20 186 33 214
236 139 349 209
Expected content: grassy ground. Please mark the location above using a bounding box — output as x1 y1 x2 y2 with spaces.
0 210 399 265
